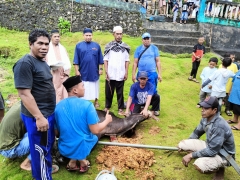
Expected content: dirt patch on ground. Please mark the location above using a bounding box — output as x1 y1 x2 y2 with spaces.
5 94 19 108
96 135 156 180
148 126 161 135
0 68 7 83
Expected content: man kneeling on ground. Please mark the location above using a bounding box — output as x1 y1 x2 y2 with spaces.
125 71 160 121
54 75 112 172
0 101 31 171
178 96 235 180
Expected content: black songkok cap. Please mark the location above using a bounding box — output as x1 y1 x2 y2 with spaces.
51 29 59 34
83 28 92 34
63 75 82 90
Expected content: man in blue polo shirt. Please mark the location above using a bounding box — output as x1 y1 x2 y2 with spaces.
132 32 162 116
125 71 160 121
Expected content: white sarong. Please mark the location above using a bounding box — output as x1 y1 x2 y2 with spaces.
82 80 99 100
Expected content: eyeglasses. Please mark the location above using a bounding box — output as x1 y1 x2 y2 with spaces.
143 37 150 40
139 78 147 80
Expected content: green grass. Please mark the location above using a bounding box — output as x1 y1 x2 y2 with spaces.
0 27 240 180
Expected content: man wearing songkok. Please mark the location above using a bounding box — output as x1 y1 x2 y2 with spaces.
46 29 71 103
178 96 235 180
73 28 103 108
54 75 112 173
104 26 130 116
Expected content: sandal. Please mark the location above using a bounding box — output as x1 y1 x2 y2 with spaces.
227 120 237 124
225 110 232 116
79 165 89 173
192 79 199 83
188 76 193 81
118 109 125 116
52 164 59 174
66 164 80 171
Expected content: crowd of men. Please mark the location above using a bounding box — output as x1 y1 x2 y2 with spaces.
0 26 238 180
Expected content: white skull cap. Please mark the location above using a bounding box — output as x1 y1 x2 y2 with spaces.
113 26 123 33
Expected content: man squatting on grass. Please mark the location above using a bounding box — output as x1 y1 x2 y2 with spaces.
54 75 112 173
178 96 235 180
125 71 160 121
13 29 57 180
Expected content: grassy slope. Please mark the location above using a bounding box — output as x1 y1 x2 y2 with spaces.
0 28 239 180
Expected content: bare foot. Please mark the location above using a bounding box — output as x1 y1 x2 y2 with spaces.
79 159 90 167
20 157 31 171
212 167 224 180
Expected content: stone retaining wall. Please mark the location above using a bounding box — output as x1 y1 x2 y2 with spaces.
0 0 144 36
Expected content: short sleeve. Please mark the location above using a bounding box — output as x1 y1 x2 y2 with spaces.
125 50 130 62
134 46 140 59
147 83 154 95
86 103 99 125
13 61 33 89
154 46 160 58
192 45 197 52
129 84 136 97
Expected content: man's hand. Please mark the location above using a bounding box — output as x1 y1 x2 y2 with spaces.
132 76 136 83
36 116 49 132
105 73 110 81
140 109 149 117
105 110 112 123
124 73 128 81
182 153 193 167
76 71 81 76
208 85 212 89
158 75 162 82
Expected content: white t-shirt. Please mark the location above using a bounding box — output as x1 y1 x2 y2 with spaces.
209 68 235 97
104 50 130 81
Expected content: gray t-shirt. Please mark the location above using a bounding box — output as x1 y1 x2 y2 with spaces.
13 54 56 117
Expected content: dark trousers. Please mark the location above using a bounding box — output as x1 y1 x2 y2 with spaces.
190 61 201 78
224 93 230 111
132 94 160 113
105 80 124 109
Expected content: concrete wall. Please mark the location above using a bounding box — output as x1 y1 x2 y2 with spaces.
0 0 144 36
199 23 240 59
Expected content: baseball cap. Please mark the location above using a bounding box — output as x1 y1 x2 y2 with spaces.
199 96 219 109
142 32 151 39
138 71 148 78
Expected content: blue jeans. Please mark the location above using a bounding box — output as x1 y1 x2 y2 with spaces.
181 11 188 21
0 132 31 160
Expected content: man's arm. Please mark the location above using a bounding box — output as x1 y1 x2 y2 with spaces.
155 56 162 82
104 60 109 81
125 96 133 116
89 111 112 134
141 95 152 117
191 127 226 159
99 64 103 75
132 58 138 83
17 89 48 132
74 64 80 76
124 61 129 80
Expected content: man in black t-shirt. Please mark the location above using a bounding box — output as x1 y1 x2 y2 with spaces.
13 29 57 180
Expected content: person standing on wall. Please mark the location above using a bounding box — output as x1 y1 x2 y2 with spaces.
104 26 130 116
13 29 56 180
46 29 71 104
73 28 103 108
132 32 162 116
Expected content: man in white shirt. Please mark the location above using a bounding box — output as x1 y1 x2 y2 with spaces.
104 26 130 116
